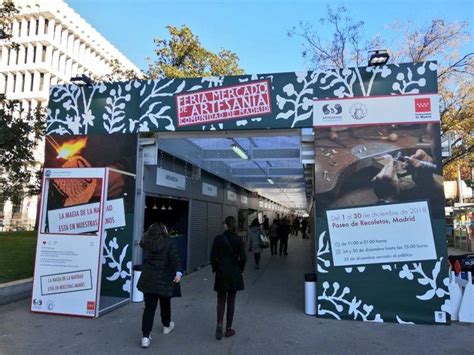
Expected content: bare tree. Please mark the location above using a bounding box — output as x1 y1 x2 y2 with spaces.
289 5 380 69
290 5 473 176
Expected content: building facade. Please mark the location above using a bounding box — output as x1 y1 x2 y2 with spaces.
0 0 141 230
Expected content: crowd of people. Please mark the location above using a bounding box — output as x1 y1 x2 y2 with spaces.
136 214 310 348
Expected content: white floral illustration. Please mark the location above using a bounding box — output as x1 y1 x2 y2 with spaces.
102 234 132 294
391 62 431 94
318 281 383 322
317 231 331 273
131 79 186 132
275 71 320 128
47 82 107 135
398 257 449 301
103 83 132 133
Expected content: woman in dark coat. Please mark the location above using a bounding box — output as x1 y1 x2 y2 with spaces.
248 217 263 269
137 222 183 348
210 216 247 340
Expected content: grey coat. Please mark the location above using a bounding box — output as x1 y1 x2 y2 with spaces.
248 226 262 253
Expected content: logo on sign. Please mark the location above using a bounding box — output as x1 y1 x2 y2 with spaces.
46 300 55 311
45 170 52 177
415 98 431 113
176 80 272 127
350 103 368 120
32 298 43 307
322 103 342 115
87 301 95 311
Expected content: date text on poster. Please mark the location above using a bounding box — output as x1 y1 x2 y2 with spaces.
327 201 437 266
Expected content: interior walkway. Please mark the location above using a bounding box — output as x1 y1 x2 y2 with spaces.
0 235 472 355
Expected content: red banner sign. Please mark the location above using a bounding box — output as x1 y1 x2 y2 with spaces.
176 80 272 126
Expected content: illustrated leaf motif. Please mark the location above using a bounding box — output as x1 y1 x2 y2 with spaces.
119 244 129 265
318 231 326 252
432 259 441 281
106 271 121 281
407 68 413 81
155 105 171 117
417 278 431 286
276 111 293 120
175 81 186 93
416 289 435 300
108 262 116 268
188 85 203 91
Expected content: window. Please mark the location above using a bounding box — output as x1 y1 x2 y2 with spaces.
35 19 39 35
30 73 34 92
18 22 22 36
7 48 10 65
42 45 46 62
21 73 25 92
44 19 49 34
12 195 23 217
12 74 16 93
27 20 30 36
3 75 7 94
39 73 44 91
16 47 19 65
32 45 37 63
24 47 28 64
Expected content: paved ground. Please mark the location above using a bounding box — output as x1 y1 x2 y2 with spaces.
0 235 472 355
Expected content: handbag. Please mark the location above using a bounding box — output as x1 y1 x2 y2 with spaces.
259 233 270 248
172 280 182 298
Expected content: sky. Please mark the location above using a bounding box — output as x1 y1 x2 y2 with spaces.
66 0 473 75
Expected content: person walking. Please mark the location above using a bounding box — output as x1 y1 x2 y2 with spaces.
137 222 183 348
268 219 279 255
292 217 300 237
262 215 270 236
301 218 309 239
210 216 247 340
248 218 263 269
279 219 291 256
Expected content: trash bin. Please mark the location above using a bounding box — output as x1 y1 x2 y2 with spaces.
304 273 317 316
132 265 144 303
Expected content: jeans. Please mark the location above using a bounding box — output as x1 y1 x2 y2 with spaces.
142 293 171 337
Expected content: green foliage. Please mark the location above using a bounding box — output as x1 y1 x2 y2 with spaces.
93 58 143 82
0 231 36 283
146 25 244 79
0 100 45 201
0 0 19 50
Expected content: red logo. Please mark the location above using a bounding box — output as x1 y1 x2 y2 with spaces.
87 301 95 311
415 98 431 113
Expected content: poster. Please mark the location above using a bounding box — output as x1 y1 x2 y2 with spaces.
314 114 449 323
43 134 137 301
31 168 106 317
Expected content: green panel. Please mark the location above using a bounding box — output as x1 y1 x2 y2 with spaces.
46 62 439 134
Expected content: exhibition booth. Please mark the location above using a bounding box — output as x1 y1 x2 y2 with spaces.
31 60 460 324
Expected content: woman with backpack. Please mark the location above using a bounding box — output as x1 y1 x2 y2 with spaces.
210 216 247 340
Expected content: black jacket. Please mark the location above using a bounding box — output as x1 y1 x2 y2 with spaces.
210 231 247 292
137 236 182 297
279 224 291 241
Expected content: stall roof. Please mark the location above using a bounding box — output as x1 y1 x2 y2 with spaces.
157 134 309 210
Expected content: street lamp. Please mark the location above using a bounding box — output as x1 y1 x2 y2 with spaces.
70 74 93 86
368 50 390 66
